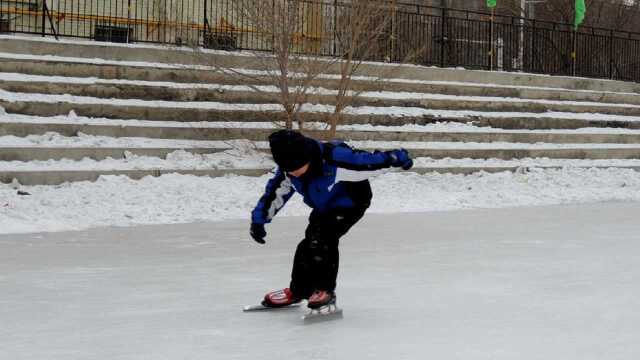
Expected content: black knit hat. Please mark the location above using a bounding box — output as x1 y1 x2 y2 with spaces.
268 130 312 172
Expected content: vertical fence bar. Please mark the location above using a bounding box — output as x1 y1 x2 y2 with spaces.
517 15 523 71
127 0 131 43
489 7 494 71
529 19 535 73
41 0 46 37
440 6 446 68
609 29 614 80
204 0 209 43
90 0 94 39
333 0 337 56
572 28 577 77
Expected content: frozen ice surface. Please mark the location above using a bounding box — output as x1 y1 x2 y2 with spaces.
1 202 638 360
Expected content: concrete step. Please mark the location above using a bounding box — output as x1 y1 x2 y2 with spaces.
2 165 640 186
3 78 640 116
407 147 640 160
3 144 640 162
4 72 640 106
0 168 268 186
3 121 640 145
0 56 236 85
2 101 640 131
0 147 226 162
0 78 286 104
3 35 640 93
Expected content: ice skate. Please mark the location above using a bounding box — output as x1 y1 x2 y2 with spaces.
243 288 302 312
302 290 343 322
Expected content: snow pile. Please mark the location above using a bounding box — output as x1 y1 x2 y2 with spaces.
166 142 272 169
2 167 639 234
0 148 273 172
0 131 237 148
413 157 640 168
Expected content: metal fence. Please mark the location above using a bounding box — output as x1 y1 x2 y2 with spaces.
1 0 639 82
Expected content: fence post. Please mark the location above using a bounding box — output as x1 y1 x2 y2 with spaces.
489 7 494 71
127 0 131 43
389 3 396 62
529 19 535 73
204 0 209 33
440 6 446 68
609 29 614 80
517 14 524 71
572 28 577 77
41 0 46 37
333 0 337 56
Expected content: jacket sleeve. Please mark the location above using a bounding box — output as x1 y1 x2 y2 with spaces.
251 168 296 224
324 142 393 182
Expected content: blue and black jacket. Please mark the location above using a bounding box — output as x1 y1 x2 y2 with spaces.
251 140 396 225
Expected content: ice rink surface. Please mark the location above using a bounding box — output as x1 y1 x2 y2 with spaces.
1 202 639 360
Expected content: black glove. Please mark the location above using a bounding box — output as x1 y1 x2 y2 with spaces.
386 149 413 170
250 223 266 244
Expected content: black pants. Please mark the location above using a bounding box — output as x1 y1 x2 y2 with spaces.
289 206 367 299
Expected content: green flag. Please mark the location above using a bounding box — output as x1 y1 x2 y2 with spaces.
575 0 586 30
487 0 497 8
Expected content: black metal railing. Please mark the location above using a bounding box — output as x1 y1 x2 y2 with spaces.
0 0 639 82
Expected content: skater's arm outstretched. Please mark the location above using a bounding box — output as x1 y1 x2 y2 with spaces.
250 168 295 244
324 142 413 182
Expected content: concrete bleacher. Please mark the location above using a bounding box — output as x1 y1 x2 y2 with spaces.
1 34 640 185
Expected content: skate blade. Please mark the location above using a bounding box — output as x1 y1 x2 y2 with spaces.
243 302 302 312
302 305 343 323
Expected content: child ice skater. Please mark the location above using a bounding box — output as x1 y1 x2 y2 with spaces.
250 130 413 310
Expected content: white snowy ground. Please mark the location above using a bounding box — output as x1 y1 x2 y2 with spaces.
2 167 640 234
1 202 638 360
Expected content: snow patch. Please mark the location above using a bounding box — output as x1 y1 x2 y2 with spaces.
2 168 640 234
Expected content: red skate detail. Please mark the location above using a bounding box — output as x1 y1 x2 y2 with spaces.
263 288 300 308
307 290 335 309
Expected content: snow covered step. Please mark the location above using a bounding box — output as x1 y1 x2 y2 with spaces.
5 113 633 131
0 169 267 186
4 139 640 162
9 145 640 162
0 136 263 162
4 34 640 94
3 89 640 130
0 146 274 184
413 157 640 168
3 72 640 118
0 120 262 141
4 72 640 106
357 141 640 160
407 146 640 160
0 73 284 104
3 164 640 186
0 52 233 86
0 92 288 123
4 119 640 145
0 147 228 162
